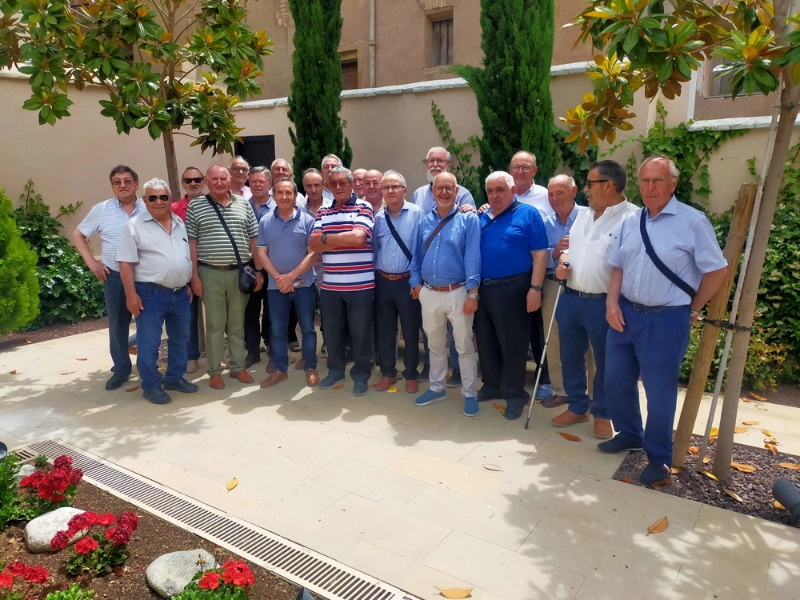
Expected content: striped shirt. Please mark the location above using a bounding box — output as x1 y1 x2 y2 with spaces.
313 192 375 291
77 197 147 272
185 193 258 265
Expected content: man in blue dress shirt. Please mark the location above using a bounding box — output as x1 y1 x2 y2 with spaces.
599 156 728 485
411 172 481 416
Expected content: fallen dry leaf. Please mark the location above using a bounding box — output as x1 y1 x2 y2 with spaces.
778 463 800 471
125 385 140 392
332 384 344 390
723 489 744 502
742 397 751 402
754 404 768 411
688 446 699 455
623 477 631 483
742 420 759 425
670 467 683 474
775 500 786 510
61 371 75 375
762 428 773 437
751 392 768 402
709 436 717 444
113 566 124 577
701 471 719 481
558 432 581 442
128 348 138 355
710 427 719 437
226 477 238 491
765 443 778 455
482 464 503 472
491 401 505 415
734 427 748 434
386 386 399 393
76 358 88 361
436 587 474 599
730 462 757 473
764 437 780 445
9 370 16 374
703 456 711 464
647 516 669 535
24 339 31 344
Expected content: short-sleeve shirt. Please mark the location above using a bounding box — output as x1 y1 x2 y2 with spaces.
257 207 315 290
517 184 554 219
543 204 586 273
313 193 375 291
76 198 147 272
116 212 192 289
185 193 258 265
478 201 547 279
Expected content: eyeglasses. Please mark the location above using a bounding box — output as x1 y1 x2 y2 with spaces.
112 179 134 186
329 180 350 188
183 177 203 184
586 179 610 186
510 164 534 172
433 185 456 194
381 185 404 192
146 194 170 203
230 166 249 173
639 178 670 187
426 158 449 166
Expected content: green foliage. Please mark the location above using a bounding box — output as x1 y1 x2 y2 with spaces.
452 0 559 203
429 101 482 202
34 455 47 468
552 128 598 205
287 0 352 189
0 188 39 334
0 453 22 530
46 584 94 599
12 181 105 327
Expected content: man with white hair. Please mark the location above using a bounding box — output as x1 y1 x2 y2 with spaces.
475 171 548 420
599 155 727 485
117 178 198 404
229 156 253 200
352 168 367 200
321 154 343 202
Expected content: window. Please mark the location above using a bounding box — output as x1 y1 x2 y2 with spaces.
341 58 359 90
431 18 453 67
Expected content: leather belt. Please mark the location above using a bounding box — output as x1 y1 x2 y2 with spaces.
424 281 465 292
565 286 607 300
136 281 187 294
622 297 689 314
377 270 410 281
482 272 528 286
545 274 558 281
198 262 238 271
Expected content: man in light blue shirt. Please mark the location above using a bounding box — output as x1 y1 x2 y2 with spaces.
411 172 481 416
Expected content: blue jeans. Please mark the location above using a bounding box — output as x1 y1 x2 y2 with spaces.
557 292 609 418
188 295 200 361
604 298 691 468
268 286 317 373
104 270 132 375
422 322 459 370
134 282 191 390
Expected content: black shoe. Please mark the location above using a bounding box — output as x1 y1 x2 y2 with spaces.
446 369 462 389
597 433 644 454
163 378 199 394
143 387 172 405
418 364 430 382
244 352 261 369
477 388 501 402
504 405 524 421
639 463 671 486
320 343 327 356
105 373 130 391
344 346 354 363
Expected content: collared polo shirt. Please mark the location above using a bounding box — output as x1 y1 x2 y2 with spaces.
609 196 727 306
478 201 547 279
77 197 147 272
543 204 586 273
250 197 275 223
313 192 375 291
412 183 475 214
116 212 192 289
257 206 315 290
411 206 481 290
374 201 424 274
517 184 554 219
185 193 258 265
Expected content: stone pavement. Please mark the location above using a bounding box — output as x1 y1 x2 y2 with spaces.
1 329 799 600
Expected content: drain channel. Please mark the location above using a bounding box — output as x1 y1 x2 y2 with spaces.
25 440 421 600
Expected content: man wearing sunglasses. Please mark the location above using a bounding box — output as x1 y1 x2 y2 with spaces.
117 179 198 404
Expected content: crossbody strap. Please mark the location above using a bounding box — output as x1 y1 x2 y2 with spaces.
639 208 696 299
423 212 457 254
207 195 244 267
481 202 520 231
384 213 413 263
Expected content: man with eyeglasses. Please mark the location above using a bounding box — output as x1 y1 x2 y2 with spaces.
229 156 253 200
321 154 343 202
549 163 634 440
73 165 147 391
509 151 554 220
117 178 198 404
598 155 727 486
373 170 424 394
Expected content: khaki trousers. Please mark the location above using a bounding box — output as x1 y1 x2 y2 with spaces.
199 266 248 375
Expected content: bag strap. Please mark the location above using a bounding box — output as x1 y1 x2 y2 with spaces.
423 211 457 253
207 195 244 267
384 212 413 263
481 201 520 231
639 208 696 299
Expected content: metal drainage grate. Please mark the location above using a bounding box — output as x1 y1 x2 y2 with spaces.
25 440 421 600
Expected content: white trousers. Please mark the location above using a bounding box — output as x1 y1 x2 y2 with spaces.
419 286 478 397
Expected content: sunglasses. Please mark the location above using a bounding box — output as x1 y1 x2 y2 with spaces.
183 177 203 184
147 194 170 203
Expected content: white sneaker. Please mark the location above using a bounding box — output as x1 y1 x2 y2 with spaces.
186 360 198 374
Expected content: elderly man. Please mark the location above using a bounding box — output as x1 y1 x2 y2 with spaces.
269 159 305 205
600 156 728 485
352 168 367 200
73 165 147 390
362 169 384 214
475 172 548 420
257 178 320 388
539 176 587 408
186 165 263 389
411 172 481 415
309 167 375 395
510 151 553 220
321 154 343 202
300 168 330 355
117 178 198 404
551 162 636 439
374 170 424 393
229 156 253 200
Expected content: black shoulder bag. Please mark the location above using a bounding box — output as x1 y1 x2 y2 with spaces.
481 202 520 231
423 212 458 253
639 209 696 299
384 215 413 263
207 196 257 294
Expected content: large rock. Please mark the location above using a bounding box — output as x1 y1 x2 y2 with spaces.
14 464 37 483
146 549 217 599
25 507 85 553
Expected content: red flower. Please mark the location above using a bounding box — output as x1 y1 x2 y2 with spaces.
54 455 73 469
50 531 71 551
73 537 99 555
105 525 132 546
97 513 116 526
198 571 221 590
221 559 254 587
67 468 83 486
6 562 26 577
116 512 139 532
23 565 48 584
67 512 92 535
0 573 13 588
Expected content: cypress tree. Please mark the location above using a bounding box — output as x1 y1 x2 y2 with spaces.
453 0 559 197
0 189 39 334
287 0 353 188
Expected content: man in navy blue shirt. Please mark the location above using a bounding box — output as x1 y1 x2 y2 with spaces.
476 172 548 420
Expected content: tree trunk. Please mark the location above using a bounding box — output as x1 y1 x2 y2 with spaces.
671 184 756 467
163 128 181 203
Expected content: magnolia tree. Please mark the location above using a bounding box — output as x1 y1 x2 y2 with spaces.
0 0 273 196
562 0 800 479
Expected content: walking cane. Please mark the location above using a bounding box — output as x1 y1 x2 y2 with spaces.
524 271 567 430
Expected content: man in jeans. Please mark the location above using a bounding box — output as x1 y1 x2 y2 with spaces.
117 178 198 404
73 165 146 391
256 178 320 388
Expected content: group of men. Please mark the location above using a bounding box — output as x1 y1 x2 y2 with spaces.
74 147 726 486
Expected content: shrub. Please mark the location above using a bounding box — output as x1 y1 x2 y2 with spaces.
173 558 255 599
0 188 39 334
46 584 94 599
0 453 22 530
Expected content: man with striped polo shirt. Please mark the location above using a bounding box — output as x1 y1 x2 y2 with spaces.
309 166 375 396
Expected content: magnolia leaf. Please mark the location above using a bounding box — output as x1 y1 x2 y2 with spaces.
436 587 474 599
227 477 238 491
492 401 506 415
775 500 786 510
332 384 344 389
670 467 683 474
10 370 17 374
709 436 717 444
25 339 31 344
61 371 75 375
742 421 759 425
710 427 719 437
761 428 773 436
482 464 503 472
701 471 719 481
765 443 778 454
723 489 744 502
559 432 581 442
386 386 399 393
742 397 751 403
730 462 757 473
764 437 779 445
751 392 768 402
76 357 88 361
778 463 800 470
703 456 711 464
647 516 669 535
125 385 140 392
688 446 699 455
734 427 748 433
755 404 768 411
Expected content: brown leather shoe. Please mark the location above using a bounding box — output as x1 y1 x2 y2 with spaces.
260 371 288 388
551 408 589 427
305 368 320 387
209 374 225 389
542 395 567 409
294 358 305 371
230 370 254 384
405 379 419 394
593 417 613 439
374 376 397 392
265 359 277 374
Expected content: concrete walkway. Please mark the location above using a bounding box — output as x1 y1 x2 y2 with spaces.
1 329 799 600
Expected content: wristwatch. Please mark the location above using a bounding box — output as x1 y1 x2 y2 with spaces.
530 284 543 292
321 233 328 244
468 293 479 300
